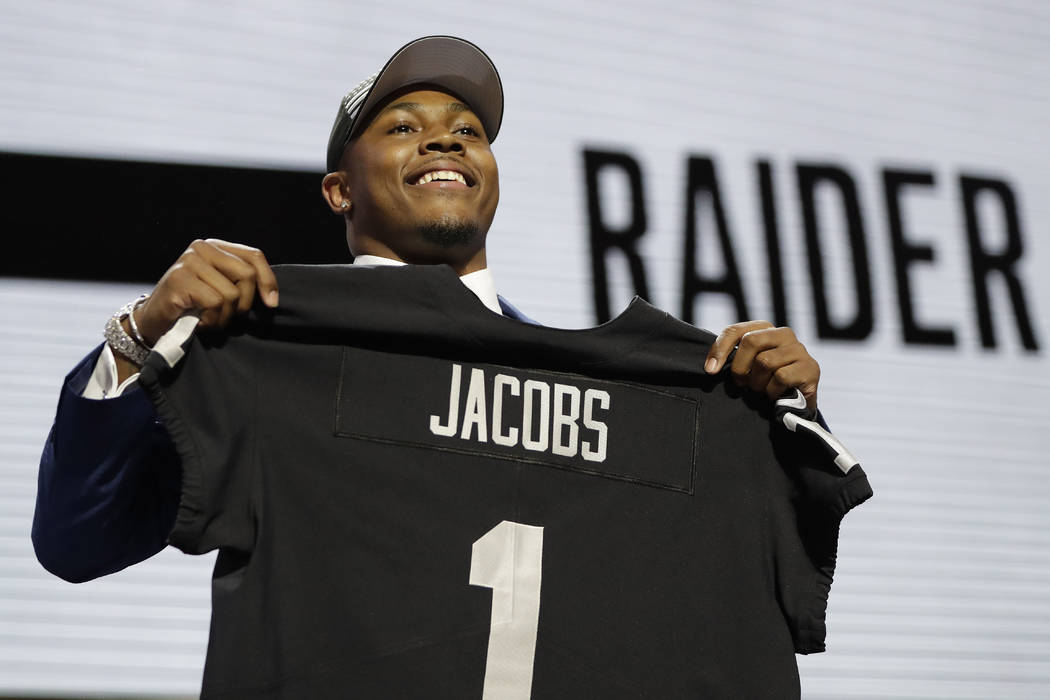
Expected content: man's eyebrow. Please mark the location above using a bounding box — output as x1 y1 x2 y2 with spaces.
382 101 423 114
380 101 474 116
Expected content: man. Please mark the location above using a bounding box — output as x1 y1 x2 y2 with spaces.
32 37 855 697
34 36 822 583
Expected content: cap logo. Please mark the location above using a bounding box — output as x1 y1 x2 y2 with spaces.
342 72 379 120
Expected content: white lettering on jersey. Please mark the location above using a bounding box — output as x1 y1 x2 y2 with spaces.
551 384 580 458
470 521 544 700
430 364 611 462
492 374 521 447
581 389 610 462
461 368 489 443
521 380 550 452
429 363 462 436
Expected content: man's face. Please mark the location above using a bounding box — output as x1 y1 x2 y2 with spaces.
340 87 500 267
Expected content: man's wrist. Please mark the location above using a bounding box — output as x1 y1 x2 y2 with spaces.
104 295 152 366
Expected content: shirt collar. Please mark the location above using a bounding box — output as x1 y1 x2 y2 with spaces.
352 255 502 316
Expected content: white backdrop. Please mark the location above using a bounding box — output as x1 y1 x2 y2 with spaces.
1 0 1048 697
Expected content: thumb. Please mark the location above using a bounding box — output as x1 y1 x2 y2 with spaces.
802 382 819 413
705 331 736 374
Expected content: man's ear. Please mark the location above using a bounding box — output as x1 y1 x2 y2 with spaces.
321 172 352 214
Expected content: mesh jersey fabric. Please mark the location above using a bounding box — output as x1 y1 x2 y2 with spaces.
138 263 872 700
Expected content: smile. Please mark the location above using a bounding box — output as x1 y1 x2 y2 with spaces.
415 170 468 186
406 163 477 189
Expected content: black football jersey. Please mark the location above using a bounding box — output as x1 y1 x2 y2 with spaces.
139 264 872 700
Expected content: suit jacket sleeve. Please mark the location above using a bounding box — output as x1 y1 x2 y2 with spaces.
33 344 182 583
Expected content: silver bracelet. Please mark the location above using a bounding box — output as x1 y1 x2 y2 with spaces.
103 295 152 366
125 294 152 347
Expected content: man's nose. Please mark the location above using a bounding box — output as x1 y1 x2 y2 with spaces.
422 133 464 154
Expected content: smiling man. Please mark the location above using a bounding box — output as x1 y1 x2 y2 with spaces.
31 36 857 698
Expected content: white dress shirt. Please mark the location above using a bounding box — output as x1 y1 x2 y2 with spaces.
83 257 502 399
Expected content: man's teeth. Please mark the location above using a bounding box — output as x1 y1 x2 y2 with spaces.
415 170 467 186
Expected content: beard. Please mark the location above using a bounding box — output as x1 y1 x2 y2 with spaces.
418 215 479 248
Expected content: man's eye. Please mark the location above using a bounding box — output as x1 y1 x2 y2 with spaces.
388 123 413 134
455 125 480 137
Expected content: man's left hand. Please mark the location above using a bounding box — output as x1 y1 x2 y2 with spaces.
704 321 820 414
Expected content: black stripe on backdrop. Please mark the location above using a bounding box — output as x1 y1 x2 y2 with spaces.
0 152 349 283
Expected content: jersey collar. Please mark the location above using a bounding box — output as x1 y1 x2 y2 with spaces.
352 255 502 316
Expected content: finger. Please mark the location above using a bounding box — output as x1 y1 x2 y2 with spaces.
183 253 243 328
705 320 774 374
745 348 783 394
190 242 261 316
193 240 258 286
198 307 226 329
234 278 255 314
745 344 807 394
181 281 228 330
765 362 819 410
728 327 795 385
208 240 279 307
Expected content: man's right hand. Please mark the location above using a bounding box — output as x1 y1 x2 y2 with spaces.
114 239 279 383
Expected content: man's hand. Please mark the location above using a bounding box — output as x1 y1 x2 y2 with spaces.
704 321 820 413
114 240 279 383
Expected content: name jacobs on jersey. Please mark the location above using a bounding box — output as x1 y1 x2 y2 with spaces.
428 363 610 463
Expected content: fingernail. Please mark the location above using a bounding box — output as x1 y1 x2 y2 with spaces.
266 290 279 307
704 358 717 374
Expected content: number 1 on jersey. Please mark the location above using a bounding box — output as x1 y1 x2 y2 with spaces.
469 521 544 700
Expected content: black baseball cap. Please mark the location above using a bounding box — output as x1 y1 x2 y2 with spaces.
325 36 504 172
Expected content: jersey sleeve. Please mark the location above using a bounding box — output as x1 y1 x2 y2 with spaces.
138 331 260 556
767 412 873 654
